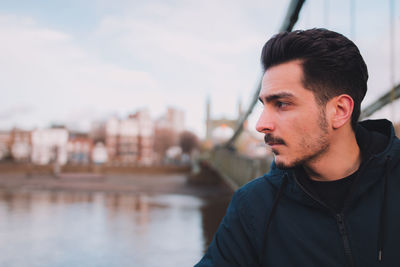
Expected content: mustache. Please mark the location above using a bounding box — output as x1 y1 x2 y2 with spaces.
264 134 285 145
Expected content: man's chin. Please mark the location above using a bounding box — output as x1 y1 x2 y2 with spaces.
275 161 293 170
274 156 299 170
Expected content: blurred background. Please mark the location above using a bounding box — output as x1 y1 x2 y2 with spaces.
0 0 399 266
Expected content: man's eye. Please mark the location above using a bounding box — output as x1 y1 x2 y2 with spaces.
276 101 289 108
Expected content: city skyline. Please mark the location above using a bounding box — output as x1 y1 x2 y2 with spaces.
0 106 196 166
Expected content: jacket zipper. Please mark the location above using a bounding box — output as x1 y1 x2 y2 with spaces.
336 213 355 267
293 174 355 267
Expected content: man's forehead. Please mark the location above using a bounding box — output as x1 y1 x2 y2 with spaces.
260 61 305 97
260 76 300 99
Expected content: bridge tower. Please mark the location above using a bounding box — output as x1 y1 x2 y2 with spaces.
204 97 244 144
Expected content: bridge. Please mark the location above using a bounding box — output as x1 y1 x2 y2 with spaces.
199 0 400 190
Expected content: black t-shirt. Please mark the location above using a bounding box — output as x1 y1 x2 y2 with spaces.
296 167 358 213
308 171 358 212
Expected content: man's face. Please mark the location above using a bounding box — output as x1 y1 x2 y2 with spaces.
256 60 331 169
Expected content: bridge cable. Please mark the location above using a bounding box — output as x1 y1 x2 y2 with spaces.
350 0 356 39
389 0 396 121
223 0 306 149
360 84 400 120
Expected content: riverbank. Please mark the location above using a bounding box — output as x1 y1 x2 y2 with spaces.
0 170 233 198
0 162 191 175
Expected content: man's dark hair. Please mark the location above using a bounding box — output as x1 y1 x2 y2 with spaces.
261 28 368 130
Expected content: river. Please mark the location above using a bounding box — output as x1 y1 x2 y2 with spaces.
0 173 233 267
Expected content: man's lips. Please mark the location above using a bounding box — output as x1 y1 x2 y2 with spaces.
267 142 283 146
264 134 285 146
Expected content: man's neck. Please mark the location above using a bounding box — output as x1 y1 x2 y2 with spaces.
303 130 362 182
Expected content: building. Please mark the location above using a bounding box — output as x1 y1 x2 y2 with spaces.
10 128 31 162
31 126 69 165
156 107 185 134
166 107 185 133
118 117 139 163
105 117 120 162
92 142 108 164
105 116 139 164
0 131 11 160
153 107 185 164
131 109 154 165
67 132 93 164
105 109 154 165
89 121 106 144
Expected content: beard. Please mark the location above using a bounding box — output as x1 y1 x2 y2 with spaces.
270 106 330 170
274 135 330 170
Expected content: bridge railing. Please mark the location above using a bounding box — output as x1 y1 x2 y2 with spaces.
208 148 273 189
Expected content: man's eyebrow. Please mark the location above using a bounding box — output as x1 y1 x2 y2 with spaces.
259 92 295 103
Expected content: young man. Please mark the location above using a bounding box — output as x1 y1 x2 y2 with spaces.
195 28 400 266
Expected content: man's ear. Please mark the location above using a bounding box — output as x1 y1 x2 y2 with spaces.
328 94 354 129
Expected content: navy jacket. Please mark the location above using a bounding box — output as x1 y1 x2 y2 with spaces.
195 120 400 266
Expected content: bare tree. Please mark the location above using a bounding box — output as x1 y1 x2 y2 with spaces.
179 130 199 154
153 128 177 162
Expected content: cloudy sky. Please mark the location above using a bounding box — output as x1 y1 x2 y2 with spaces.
1 0 399 138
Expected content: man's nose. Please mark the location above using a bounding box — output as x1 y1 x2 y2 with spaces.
256 110 275 133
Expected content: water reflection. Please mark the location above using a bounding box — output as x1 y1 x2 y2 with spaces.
200 196 231 250
0 189 231 267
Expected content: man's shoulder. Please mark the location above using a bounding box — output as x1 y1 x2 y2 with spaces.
388 137 400 173
390 136 400 153
240 171 283 192
233 171 285 211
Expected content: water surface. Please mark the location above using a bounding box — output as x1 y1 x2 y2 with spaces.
0 189 231 267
